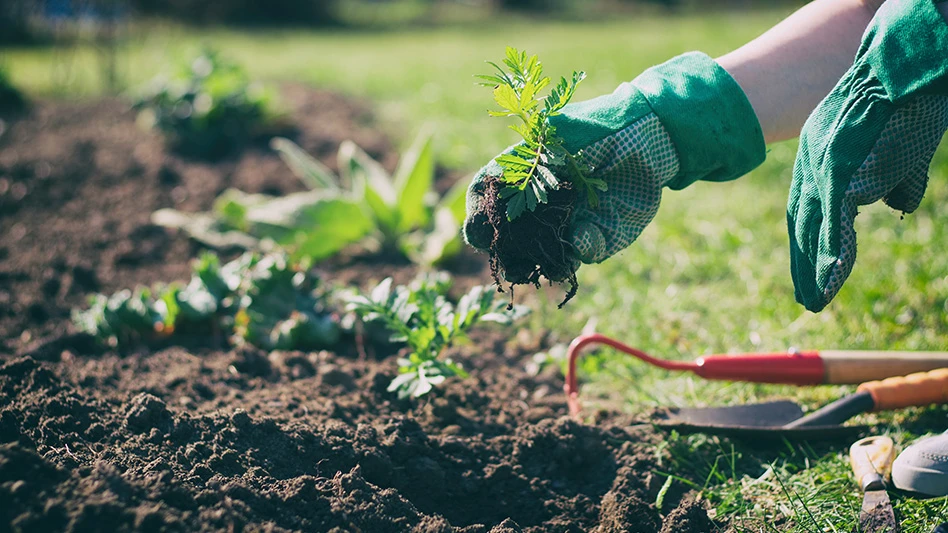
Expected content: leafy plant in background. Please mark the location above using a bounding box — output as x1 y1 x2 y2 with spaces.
152 129 469 265
73 252 339 350
135 48 274 159
343 274 528 398
478 47 603 219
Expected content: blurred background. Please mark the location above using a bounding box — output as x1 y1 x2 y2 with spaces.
0 0 808 169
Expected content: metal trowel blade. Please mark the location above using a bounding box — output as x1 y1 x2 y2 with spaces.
655 400 805 428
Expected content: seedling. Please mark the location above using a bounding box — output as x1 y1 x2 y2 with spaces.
478 47 604 220
473 48 600 306
73 252 339 351
343 274 528 398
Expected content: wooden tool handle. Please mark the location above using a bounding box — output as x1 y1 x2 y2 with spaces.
857 368 948 411
819 350 948 384
849 436 895 491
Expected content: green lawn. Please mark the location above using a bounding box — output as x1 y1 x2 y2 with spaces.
4 7 948 531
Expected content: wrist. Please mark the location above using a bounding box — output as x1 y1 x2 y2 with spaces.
865 0 948 99
634 52 766 190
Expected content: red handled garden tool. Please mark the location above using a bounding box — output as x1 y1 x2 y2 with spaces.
564 333 948 439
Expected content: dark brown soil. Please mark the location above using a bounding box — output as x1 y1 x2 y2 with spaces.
482 176 579 308
0 88 717 532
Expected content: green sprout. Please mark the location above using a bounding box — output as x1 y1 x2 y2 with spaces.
478 47 605 220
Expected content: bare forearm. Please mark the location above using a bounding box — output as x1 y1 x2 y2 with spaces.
716 0 885 144
719 0 948 144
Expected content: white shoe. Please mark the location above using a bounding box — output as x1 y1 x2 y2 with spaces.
892 431 948 497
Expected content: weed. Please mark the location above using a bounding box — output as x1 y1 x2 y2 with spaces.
479 46 602 220
473 47 601 305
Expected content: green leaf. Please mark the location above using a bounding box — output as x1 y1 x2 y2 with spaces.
211 188 273 230
492 84 520 114
338 140 398 233
275 196 375 261
495 153 531 170
216 196 249 230
474 74 506 87
505 189 526 220
497 186 519 199
441 176 470 223
514 145 538 159
485 61 513 87
270 137 340 191
151 208 262 250
204 190 370 260
524 183 538 211
530 178 548 206
371 277 393 304
387 371 419 398
393 128 435 233
519 81 538 112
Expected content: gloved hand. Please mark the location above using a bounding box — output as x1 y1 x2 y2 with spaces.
788 0 948 312
464 52 766 267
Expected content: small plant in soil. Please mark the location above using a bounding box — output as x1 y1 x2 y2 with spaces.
135 48 274 159
476 47 604 306
152 129 468 266
73 252 339 350
343 274 528 398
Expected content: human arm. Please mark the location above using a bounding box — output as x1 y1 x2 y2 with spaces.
464 0 948 280
719 0 948 143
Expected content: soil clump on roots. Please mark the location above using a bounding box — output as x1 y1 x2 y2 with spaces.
482 175 579 308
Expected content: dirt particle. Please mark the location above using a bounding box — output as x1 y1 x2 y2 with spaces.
318 364 355 389
124 393 172 433
660 498 717 533
489 518 523 532
230 347 272 377
481 175 580 307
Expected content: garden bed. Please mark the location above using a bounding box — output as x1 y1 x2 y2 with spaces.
0 86 717 532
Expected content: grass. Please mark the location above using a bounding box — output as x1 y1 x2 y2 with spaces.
3 7 948 531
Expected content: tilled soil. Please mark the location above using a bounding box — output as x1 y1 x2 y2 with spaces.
0 88 719 532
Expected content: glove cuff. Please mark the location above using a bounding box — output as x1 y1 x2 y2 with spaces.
634 52 766 190
865 0 948 100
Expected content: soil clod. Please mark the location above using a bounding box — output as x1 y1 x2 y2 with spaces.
482 175 580 308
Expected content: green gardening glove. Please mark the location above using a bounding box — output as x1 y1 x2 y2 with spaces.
788 0 948 312
464 52 766 267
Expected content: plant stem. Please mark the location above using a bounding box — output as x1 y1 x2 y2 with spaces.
521 137 546 190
